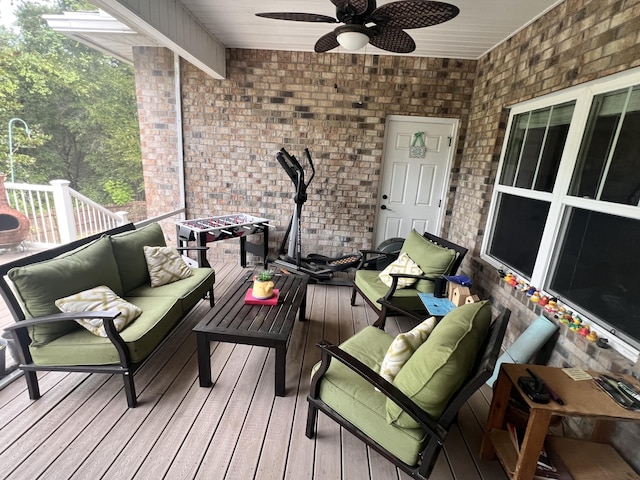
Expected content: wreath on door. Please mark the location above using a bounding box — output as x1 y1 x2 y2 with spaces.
409 132 426 158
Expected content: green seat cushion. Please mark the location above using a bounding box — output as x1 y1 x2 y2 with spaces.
127 267 215 313
355 270 433 311
7 237 123 344
401 230 456 291
110 223 166 293
29 295 182 365
387 301 492 428
313 326 427 466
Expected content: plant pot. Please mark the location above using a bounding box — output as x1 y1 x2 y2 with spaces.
252 278 275 299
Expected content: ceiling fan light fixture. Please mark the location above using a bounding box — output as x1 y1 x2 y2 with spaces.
335 25 369 50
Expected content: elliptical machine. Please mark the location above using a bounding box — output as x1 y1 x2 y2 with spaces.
272 147 361 283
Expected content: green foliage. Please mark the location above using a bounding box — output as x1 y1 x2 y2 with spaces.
1 0 142 204
103 179 134 205
256 270 275 281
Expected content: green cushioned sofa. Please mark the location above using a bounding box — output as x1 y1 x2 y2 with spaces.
0 222 215 407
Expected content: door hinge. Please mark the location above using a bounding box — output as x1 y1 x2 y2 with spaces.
439 199 442 208
448 137 452 147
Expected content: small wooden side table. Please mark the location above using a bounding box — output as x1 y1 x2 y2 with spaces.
480 363 640 480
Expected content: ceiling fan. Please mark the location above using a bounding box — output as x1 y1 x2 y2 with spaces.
256 0 460 54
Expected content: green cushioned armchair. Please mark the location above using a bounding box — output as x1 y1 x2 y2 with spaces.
306 303 510 479
351 230 468 329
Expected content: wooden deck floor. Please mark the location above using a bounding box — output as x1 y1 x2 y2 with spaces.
0 263 508 480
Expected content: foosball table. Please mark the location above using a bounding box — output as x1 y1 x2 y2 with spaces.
176 214 271 268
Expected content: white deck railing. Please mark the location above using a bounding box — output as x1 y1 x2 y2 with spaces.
5 180 128 245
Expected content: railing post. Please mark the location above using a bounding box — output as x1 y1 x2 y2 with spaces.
50 180 77 243
115 211 129 225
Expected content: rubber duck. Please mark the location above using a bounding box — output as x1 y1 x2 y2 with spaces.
530 291 540 303
587 331 598 342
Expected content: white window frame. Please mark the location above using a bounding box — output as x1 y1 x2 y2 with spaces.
482 67 640 361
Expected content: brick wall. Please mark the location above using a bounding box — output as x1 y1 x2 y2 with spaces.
178 51 476 264
456 0 640 465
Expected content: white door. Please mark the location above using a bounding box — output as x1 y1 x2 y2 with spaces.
375 116 457 246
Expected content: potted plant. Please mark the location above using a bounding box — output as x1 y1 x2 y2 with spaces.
252 270 275 299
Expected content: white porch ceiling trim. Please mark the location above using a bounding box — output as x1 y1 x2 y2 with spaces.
89 0 226 79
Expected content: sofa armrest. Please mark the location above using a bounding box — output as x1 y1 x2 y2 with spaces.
309 340 447 443
5 311 132 368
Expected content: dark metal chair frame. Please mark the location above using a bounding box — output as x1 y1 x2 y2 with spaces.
350 232 468 329
306 309 510 480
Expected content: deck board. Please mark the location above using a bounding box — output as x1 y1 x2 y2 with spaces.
0 263 508 480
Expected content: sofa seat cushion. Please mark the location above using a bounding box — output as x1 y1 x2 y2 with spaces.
126 267 214 312
110 223 166 293
387 301 492 428
400 230 457 291
8 236 123 345
355 270 433 311
313 326 427 466
29 296 182 366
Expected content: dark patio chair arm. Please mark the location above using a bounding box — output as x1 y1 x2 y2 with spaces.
3 311 121 330
310 340 447 443
4 311 132 368
355 249 400 269
380 273 440 302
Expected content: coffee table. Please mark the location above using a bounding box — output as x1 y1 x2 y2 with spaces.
193 270 308 396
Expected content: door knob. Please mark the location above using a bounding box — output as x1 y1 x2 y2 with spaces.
381 205 388 210
382 194 388 199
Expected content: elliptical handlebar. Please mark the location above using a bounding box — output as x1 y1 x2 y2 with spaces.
277 147 315 206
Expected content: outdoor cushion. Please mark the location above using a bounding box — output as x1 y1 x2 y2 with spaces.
143 245 193 287
378 252 423 289
29 295 182 366
55 285 142 337
313 326 427 465
386 301 492 428
110 223 166 293
400 229 456 291
354 270 433 311
7 236 123 345
379 316 437 384
126 267 215 313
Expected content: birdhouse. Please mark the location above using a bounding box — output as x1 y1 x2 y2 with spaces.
450 286 471 307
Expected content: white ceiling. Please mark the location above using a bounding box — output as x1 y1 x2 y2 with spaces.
45 0 564 78
181 0 562 59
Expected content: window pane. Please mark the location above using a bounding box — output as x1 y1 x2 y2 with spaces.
489 193 550 277
514 110 547 189
534 103 574 192
549 208 640 344
570 86 640 205
499 102 574 191
500 114 528 186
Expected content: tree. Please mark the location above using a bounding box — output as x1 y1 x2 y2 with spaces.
0 0 143 205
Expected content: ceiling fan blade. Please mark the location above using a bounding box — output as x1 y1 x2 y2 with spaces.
372 1 459 30
369 26 416 53
330 0 371 16
255 12 337 23
314 31 340 53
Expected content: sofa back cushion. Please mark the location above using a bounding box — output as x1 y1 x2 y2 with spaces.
110 223 166 293
7 236 123 344
386 300 492 428
400 230 456 291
